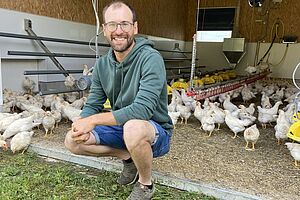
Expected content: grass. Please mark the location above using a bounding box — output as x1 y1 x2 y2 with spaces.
0 150 216 200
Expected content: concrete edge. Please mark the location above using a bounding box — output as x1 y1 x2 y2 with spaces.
28 144 264 200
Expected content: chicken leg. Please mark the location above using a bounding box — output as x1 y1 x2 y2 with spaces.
216 124 221 131
245 141 249 149
207 131 213 137
251 142 256 150
232 133 238 139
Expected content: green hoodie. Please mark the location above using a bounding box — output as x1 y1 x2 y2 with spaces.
80 37 173 135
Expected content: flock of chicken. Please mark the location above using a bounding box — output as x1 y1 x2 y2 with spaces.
168 78 300 167
1 75 300 167
0 77 87 154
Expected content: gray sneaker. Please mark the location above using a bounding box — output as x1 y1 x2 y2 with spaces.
127 182 155 200
117 160 138 185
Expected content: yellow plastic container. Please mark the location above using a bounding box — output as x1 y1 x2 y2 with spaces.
171 79 189 90
201 75 215 85
287 112 300 142
192 77 204 87
226 70 237 79
210 73 223 82
218 72 230 81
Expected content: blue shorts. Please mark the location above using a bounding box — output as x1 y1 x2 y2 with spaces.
91 120 171 158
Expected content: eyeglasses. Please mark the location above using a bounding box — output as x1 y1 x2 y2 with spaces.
104 21 134 32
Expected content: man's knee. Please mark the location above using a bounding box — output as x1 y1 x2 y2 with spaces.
123 120 154 150
64 131 81 155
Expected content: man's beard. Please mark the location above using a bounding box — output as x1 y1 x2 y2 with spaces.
108 34 134 53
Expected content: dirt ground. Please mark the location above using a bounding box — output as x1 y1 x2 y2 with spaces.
153 117 300 200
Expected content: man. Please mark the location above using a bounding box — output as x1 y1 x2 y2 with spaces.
64 1 173 199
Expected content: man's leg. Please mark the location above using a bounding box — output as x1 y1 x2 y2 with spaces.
65 125 139 186
64 130 130 159
123 119 156 186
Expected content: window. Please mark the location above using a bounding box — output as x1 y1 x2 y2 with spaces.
196 8 236 42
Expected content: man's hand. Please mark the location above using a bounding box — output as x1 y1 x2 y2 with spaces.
71 117 95 143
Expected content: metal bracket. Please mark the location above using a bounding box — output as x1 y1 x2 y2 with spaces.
24 19 69 77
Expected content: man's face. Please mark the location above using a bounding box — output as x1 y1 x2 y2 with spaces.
103 5 138 53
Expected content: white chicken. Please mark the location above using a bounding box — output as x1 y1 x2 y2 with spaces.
176 103 191 125
22 77 36 95
284 103 295 125
223 95 238 112
180 89 196 111
257 62 270 73
193 101 205 125
209 102 225 130
42 111 56 137
1 115 40 140
245 65 257 75
241 84 256 103
238 112 256 127
257 101 282 129
261 91 272 109
82 64 93 76
43 94 57 109
61 102 82 122
0 112 17 121
285 142 300 167
167 95 177 112
224 110 247 139
65 92 79 103
71 97 87 110
0 113 23 132
270 87 285 102
274 109 290 145
168 111 180 129
1 102 13 113
239 103 255 115
244 124 260 150
21 102 44 113
51 110 62 128
284 93 296 104
10 131 34 154
201 111 215 137
64 74 76 88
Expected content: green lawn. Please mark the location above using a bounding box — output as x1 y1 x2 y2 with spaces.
0 150 216 200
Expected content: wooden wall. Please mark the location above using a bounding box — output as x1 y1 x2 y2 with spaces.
186 0 300 42
1 0 300 42
0 0 96 25
0 0 187 41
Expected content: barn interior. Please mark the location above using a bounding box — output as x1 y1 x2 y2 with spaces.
0 0 300 200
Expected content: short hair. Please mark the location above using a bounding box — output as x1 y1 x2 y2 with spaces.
102 0 137 23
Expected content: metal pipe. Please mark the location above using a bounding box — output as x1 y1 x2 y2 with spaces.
155 49 192 54
24 21 69 77
8 51 97 58
164 58 197 61
0 31 110 47
24 70 83 75
189 0 201 90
